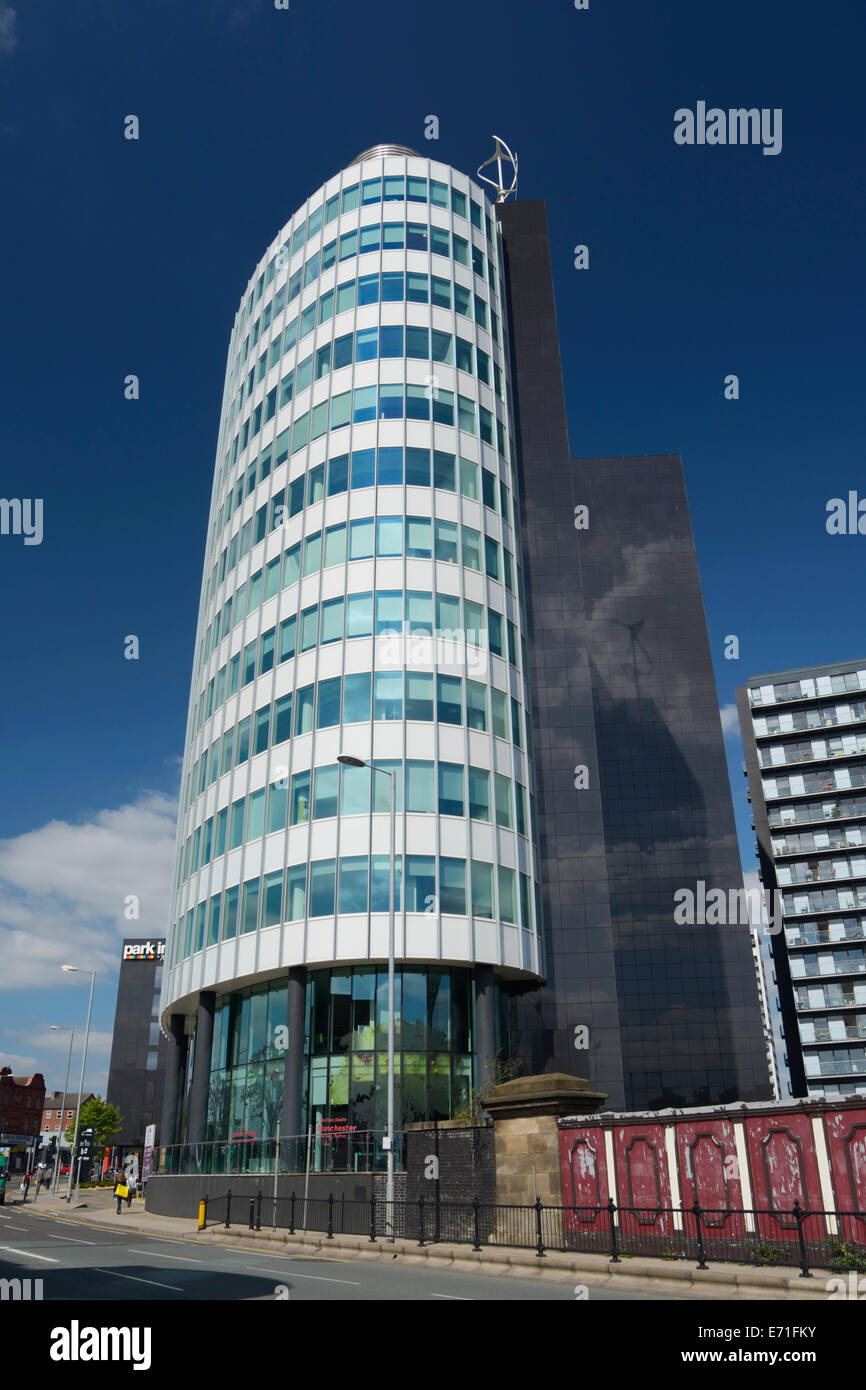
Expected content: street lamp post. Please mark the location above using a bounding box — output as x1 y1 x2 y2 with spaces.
49 1025 75 1197
338 753 396 1241
60 966 96 1204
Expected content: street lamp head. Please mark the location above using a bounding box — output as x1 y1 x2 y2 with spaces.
61 965 77 973
337 754 366 768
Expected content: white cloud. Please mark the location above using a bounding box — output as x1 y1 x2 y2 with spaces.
0 5 17 54
720 702 740 736
0 791 177 989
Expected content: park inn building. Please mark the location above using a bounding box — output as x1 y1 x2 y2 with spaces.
159 144 772 1161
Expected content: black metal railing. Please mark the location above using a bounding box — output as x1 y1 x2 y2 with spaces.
195 1191 866 1274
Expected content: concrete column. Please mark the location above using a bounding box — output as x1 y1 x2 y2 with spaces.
279 966 307 1171
474 964 497 1092
159 1013 188 1149
186 991 216 1146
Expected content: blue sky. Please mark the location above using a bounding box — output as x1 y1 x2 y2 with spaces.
0 0 863 1095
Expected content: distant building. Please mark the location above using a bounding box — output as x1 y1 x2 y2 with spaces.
738 659 866 1099
0 1068 46 1174
105 939 170 1153
40 1092 95 1145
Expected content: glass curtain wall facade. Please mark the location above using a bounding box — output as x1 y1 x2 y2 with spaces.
738 661 866 1099
161 147 542 1143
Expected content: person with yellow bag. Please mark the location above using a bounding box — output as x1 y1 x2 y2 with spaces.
113 1170 129 1214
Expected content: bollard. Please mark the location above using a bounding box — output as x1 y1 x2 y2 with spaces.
248 1196 255 1230
198 1197 207 1231
607 1198 620 1263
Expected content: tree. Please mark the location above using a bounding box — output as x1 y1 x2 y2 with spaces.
62 1096 123 1148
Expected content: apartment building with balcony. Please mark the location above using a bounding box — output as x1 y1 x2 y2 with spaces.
737 660 866 1098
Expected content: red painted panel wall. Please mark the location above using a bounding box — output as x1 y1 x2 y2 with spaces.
743 1114 822 1244
559 1126 609 1248
824 1107 866 1245
675 1117 744 1241
614 1124 674 1237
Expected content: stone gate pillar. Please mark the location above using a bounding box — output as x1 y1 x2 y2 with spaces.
484 1073 607 1206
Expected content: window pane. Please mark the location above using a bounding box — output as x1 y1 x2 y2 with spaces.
351 448 375 489
317 676 342 728
466 680 487 731
433 450 456 492
494 773 512 828
376 590 403 635
434 519 459 564
291 770 310 824
405 447 430 486
471 861 493 918
349 517 374 559
241 877 260 934
377 516 403 557
342 671 371 723
314 765 339 819
468 767 490 820
406 672 434 721
406 760 435 813
438 763 464 817
321 596 344 643
437 675 462 725
338 857 369 913
341 762 370 815
324 523 347 567
346 591 373 639
439 858 466 914
374 672 403 720
377 446 403 485
498 866 516 923
295 685 314 735
267 783 287 834
247 788 265 841
405 855 435 912
310 860 336 916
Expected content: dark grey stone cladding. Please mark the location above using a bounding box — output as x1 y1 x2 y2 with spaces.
405 1127 495 1205
106 942 171 1147
497 200 772 1110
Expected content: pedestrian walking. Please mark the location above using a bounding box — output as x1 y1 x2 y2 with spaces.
125 1173 136 1207
113 1171 129 1214
20 1172 30 1202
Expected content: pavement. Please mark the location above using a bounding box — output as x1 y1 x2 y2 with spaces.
3 1187 834 1299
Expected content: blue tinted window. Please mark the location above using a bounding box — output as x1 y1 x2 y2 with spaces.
317 677 342 728
377 447 403 485
351 448 375 489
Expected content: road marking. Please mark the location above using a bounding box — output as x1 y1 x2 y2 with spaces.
0 1246 59 1262
429 1292 471 1300
4 1224 28 1231
92 1267 183 1292
126 1248 207 1264
243 1264 360 1285
48 1234 97 1245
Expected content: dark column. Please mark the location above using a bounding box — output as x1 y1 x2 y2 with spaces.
159 1013 188 1149
186 991 215 1146
279 966 307 1170
474 965 497 1092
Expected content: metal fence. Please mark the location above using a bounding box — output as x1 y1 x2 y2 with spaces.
154 1131 405 1177
198 1191 866 1275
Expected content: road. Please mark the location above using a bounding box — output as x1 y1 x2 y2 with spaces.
0 1203 672 1301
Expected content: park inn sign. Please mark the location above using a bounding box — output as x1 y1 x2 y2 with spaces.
122 940 165 962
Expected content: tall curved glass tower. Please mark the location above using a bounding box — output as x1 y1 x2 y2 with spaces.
161 146 543 1149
